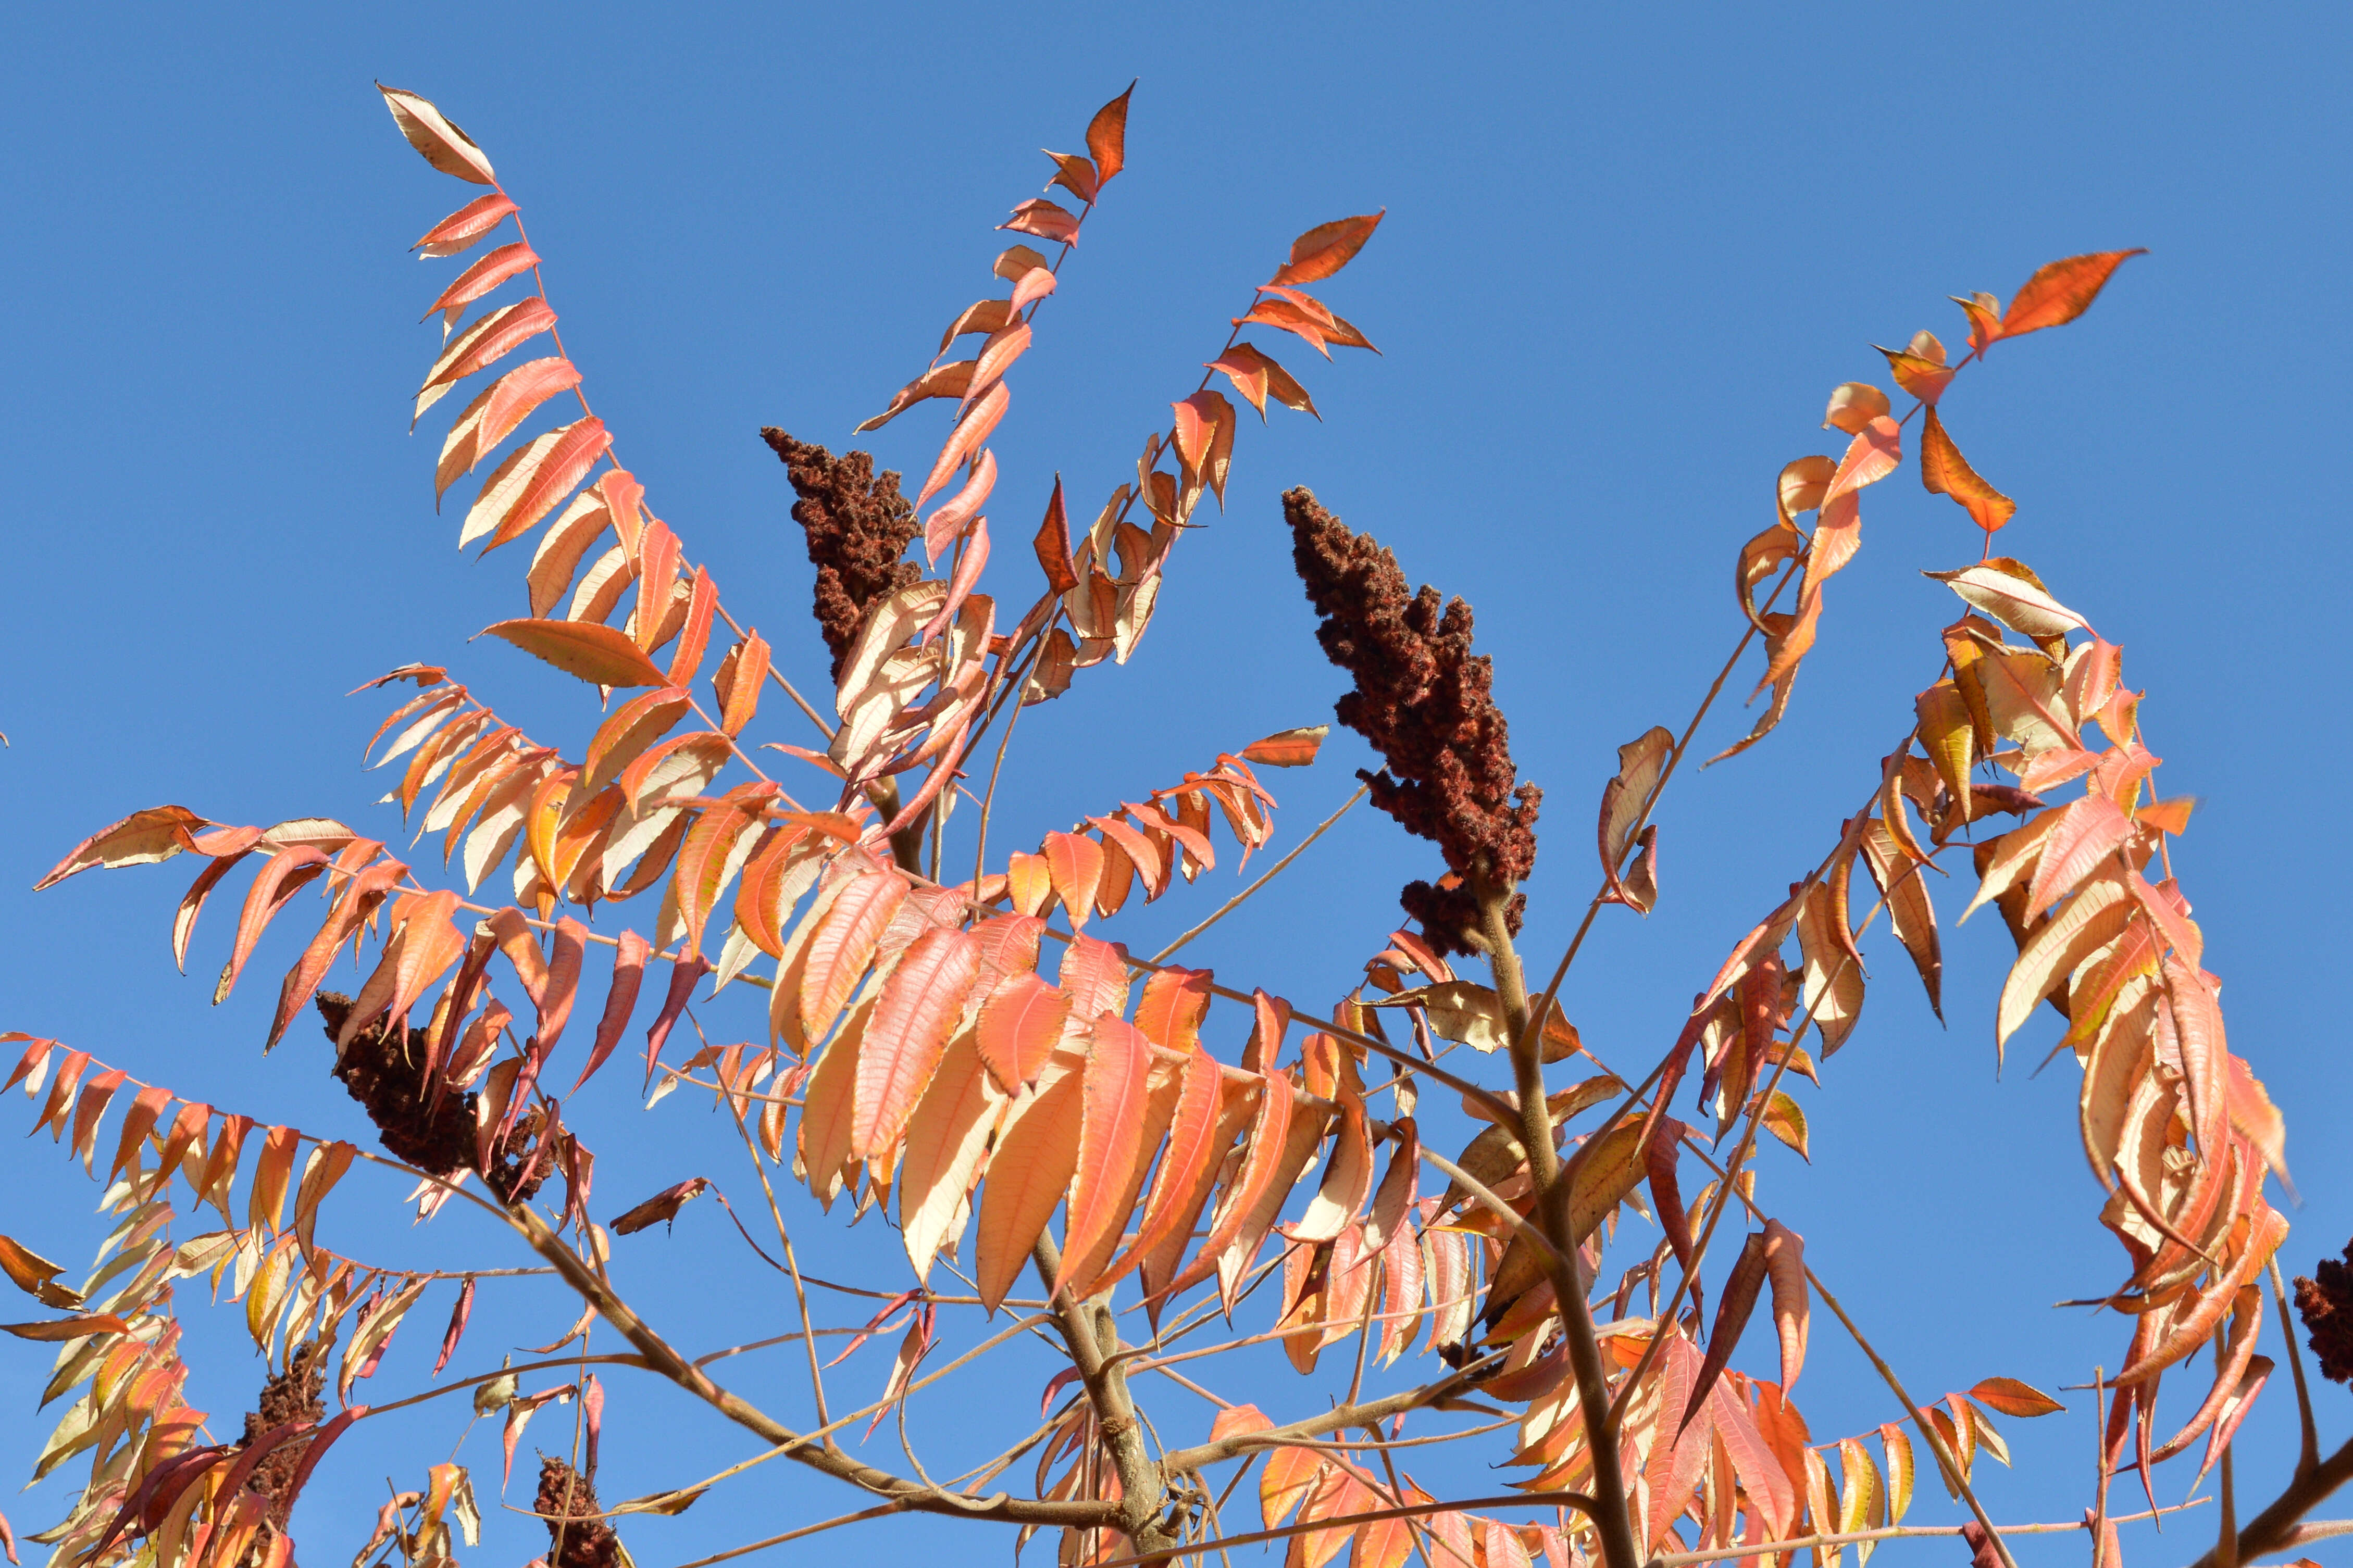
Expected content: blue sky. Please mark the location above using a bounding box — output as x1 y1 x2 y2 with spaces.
4 6 2349 1566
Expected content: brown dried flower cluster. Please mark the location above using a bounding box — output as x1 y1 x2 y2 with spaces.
235 1334 331 1544
2294 1239 2353 1384
534 1458 622 1568
1285 487 1541 956
314 994 543 1203
762 430 923 681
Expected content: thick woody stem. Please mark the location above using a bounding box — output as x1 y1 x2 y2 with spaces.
2181 1436 2353 1568
1475 879 1641 1568
1031 1234 1176 1556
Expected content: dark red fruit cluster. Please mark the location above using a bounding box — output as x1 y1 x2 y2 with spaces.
314 993 542 1202
1285 486 1541 956
238 1336 330 1532
2294 1238 2353 1385
535 1458 621 1568
762 430 923 682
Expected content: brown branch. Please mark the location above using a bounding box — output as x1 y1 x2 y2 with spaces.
501 1203 1112 1529
1030 1232 1172 1553
1808 1266 2021 1568
1654 1499 2211 1566
2181 1439 2353 1568
1475 876 1642 1568
1085 1492 1598 1568
1148 782 1368 964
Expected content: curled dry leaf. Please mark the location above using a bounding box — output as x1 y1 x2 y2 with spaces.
1919 410 2018 534
1240 725 1327 768
1925 559 2087 642
379 85 497 185
611 1177 712 1237
1822 382 1891 435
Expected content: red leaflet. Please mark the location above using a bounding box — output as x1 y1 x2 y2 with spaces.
1000 198 1080 246
268 858 406 1049
977 973 1070 1094
1270 212 1385 287
422 242 540 325
417 298 556 412
961 322 1032 416
1086 84 1133 186
642 955 711 1083
534 916 587 1054
914 380 1010 510
925 448 995 563
572 930 650 1095
413 193 517 256
472 418 611 553
853 926 979 1158
1032 475 1078 592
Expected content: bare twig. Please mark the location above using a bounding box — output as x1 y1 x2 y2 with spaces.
1808 1266 2020 1568
1149 782 1368 963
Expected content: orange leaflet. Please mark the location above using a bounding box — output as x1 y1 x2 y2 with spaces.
1039 832 1104 932
898 1033 1004 1282
713 632 768 737
1239 725 1326 768
481 618 669 688
800 871 907 1045
1134 966 1212 1051
852 925 979 1158
1164 1071 1292 1298
1996 249 2147 341
1091 1044 1223 1298
1056 1017 1153 1294
1271 212 1385 287
672 786 774 960
973 1063 1085 1312
580 688 692 799
976 972 1069 1094
1920 408 2018 533
1086 83 1133 186
1057 935 1130 1022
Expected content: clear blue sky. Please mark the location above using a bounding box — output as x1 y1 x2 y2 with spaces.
4 6 2348 1566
